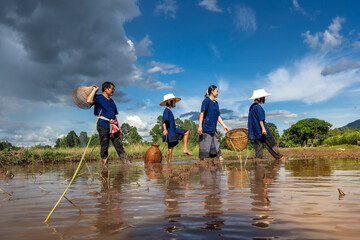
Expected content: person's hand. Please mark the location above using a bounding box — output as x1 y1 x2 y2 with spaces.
262 129 267 136
92 85 99 92
119 127 122 134
163 129 168 136
197 127 203 135
224 126 229 133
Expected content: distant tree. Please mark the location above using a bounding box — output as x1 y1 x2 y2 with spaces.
66 130 80 148
267 122 280 145
127 126 143 144
175 118 184 128
182 119 198 144
120 123 131 143
149 115 163 143
0 141 13 151
79 131 88 148
282 118 332 147
89 134 100 147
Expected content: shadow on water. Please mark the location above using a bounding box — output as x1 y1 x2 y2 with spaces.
1 158 360 239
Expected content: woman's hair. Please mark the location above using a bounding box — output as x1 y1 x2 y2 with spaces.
166 100 175 107
204 85 217 98
256 97 265 104
102 81 115 92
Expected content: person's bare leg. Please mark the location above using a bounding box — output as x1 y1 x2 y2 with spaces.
183 131 193 156
167 148 173 164
219 155 224 163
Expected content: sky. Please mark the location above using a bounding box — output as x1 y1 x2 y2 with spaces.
1 0 360 146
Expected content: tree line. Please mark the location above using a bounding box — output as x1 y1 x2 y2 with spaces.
2 117 359 150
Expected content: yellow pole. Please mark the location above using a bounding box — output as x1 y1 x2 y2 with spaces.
44 111 101 223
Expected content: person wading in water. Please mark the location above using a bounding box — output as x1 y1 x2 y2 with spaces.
198 85 229 162
161 93 193 163
248 89 287 161
87 82 129 170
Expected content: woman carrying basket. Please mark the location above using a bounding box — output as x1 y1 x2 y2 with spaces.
198 85 229 161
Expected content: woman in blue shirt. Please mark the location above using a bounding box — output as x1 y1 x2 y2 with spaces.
161 93 193 163
198 85 229 161
248 89 286 160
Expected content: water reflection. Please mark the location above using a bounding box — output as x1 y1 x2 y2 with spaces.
199 163 225 231
250 160 282 228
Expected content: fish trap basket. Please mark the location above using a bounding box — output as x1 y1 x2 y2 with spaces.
72 86 93 109
226 128 248 152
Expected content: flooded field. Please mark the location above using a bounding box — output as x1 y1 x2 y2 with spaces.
1 158 360 239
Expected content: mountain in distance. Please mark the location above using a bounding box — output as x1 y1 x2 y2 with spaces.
340 119 360 129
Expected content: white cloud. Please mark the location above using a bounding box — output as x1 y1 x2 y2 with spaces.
199 0 223 12
267 110 298 119
136 35 152 56
321 59 360 76
292 0 307 15
302 16 345 51
147 61 184 74
155 0 178 18
209 43 221 59
233 6 257 33
264 55 360 104
353 41 360 49
284 120 296 125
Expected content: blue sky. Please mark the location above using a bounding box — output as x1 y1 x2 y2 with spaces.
1 0 360 146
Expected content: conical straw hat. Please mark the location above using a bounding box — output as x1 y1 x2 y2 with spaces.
159 93 181 106
249 89 271 100
72 86 93 109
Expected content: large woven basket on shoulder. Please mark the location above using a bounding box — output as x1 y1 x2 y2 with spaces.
226 128 248 151
72 86 93 109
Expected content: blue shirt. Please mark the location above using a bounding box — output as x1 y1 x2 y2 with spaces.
93 94 118 129
162 108 177 143
248 103 272 140
201 97 220 134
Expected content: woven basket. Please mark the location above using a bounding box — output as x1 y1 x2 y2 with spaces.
72 86 93 109
226 128 248 151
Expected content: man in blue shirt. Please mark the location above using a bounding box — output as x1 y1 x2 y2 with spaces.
87 82 128 169
248 89 285 160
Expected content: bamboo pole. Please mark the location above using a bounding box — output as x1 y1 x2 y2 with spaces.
0 188 11 197
44 111 101 223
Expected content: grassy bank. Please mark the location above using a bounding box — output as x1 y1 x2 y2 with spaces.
1 143 359 166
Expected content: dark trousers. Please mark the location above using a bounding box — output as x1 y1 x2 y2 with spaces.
97 125 126 160
254 136 282 159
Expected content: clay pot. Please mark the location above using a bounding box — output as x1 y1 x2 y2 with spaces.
144 144 163 163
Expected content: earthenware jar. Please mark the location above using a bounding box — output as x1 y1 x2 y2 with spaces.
144 144 163 163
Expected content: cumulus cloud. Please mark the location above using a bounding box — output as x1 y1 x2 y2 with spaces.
123 115 155 141
147 60 184 74
321 59 360 76
154 0 178 18
233 6 257 33
284 120 296 125
267 110 298 119
302 16 345 51
199 0 223 12
136 35 153 56
264 55 360 104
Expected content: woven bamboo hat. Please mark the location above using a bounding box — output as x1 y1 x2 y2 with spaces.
72 86 94 109
249 89 271 100
160 93 181 106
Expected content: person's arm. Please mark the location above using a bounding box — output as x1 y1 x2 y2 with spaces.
162 122 168 136
86 85 99 105
259 121 267 136
197 111 205 135
218 115 229 132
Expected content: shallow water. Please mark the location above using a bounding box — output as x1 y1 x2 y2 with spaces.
1 158 360 240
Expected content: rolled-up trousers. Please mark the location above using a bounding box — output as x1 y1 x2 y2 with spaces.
254 136 282 159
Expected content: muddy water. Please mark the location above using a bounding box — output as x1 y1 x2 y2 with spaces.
1 158 360 240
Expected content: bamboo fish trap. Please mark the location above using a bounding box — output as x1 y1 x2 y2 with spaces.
226 128 248 151
72 86 93 109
